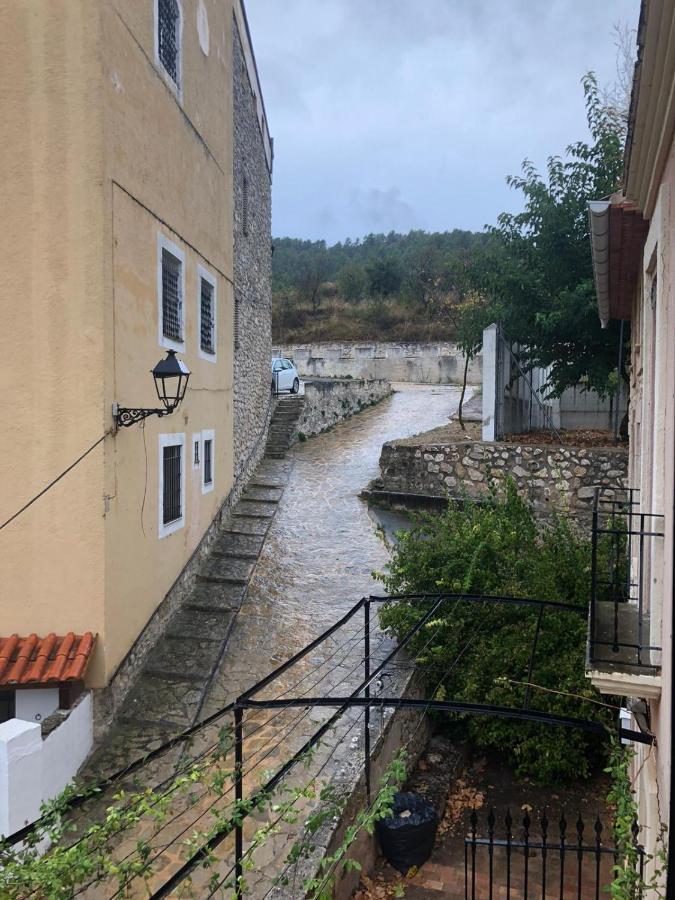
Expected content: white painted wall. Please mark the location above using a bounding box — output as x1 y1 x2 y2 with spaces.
0 692 93 838
15 688 60 724
481 324 626 439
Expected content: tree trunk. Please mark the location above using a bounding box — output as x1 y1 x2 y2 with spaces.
458 353 471 431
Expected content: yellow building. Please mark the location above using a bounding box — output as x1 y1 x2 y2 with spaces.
0 0 272 729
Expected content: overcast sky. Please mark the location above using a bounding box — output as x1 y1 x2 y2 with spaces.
245 0 640 245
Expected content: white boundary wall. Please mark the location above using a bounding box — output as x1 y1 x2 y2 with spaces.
0 693 93 837
481 324 626 439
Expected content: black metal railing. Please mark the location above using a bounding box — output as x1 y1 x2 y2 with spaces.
589 488 664 670
465 807 644 900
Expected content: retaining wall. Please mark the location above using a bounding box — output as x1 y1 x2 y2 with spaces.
294 378 392 442
377 435 628 516
274 341 482 385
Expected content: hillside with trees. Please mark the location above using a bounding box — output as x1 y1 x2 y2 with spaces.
272 229 488 343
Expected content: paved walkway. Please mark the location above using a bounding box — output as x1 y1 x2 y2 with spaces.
82 384 466 897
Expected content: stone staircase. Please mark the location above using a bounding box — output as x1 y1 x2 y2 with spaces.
84 457 290 776
265 395 305 458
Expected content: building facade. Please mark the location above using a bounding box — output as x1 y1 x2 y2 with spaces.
588 0 674 888
0 0 272 731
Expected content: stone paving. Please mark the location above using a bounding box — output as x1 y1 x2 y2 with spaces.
78 384 465 898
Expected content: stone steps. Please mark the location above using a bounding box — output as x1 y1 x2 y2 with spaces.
264 396 306 458
83 457 289 775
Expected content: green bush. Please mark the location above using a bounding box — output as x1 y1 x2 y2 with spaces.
376 480 612 783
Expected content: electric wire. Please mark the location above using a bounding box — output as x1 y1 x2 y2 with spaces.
66 625 373 898
303 599 496 899
103 628 393 898
8 621 366 849
0 432 110 532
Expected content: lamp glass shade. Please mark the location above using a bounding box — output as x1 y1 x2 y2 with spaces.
152 350 191 413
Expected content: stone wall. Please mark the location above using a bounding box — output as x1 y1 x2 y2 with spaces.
377 435 628 517
274 341 482 385
233 17 273 483
294 378 392 442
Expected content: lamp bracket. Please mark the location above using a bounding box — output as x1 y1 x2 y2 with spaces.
114 406 171 428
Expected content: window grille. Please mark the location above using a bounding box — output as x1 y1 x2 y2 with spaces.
242 176 249 235
162 444 182 525
200 278 215 354
162 248 183 342
234 295 241 350
203 439 213 486
158 0 180 85
194 440 200 466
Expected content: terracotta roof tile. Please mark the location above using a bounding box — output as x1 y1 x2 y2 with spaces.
0 633 96 686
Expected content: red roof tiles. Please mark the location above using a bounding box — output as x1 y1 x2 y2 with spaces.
0 633 96 686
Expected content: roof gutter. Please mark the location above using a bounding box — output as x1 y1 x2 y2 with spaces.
588 200 612 329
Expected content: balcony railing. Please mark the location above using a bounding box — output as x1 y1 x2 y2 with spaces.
589 488 663 673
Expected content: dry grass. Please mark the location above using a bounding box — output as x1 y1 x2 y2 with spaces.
272 295 457 344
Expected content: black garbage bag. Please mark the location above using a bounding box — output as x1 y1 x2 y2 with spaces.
376 792 438 873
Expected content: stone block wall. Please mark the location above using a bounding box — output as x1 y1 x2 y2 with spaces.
377 437 628 516
233 18 273 483
274 341 482 385
294 378 392 441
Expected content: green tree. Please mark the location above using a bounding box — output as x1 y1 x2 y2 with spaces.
366 256 403 297
338 262 368 301
461 73 626 398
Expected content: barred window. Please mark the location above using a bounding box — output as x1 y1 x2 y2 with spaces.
203 439 213 486
162 248 183 342
200 278 215 354
242 176 249 235
234 295 241 350
162 444 182 525
158 0 180 85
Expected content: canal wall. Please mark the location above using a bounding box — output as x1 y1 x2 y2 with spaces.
294 378 392 441
274 341 482 385
375 433 628 517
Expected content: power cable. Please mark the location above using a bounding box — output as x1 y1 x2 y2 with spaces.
0 431 110 532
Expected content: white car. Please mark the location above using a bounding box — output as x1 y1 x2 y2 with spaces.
271 357 300 394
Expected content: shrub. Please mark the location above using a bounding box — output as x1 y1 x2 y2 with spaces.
376 481 612 783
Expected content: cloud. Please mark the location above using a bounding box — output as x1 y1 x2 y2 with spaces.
247 0 641 243
348 187 418 233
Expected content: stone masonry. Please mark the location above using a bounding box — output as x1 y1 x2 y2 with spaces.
233 17 273 483
295 377 392 441
377 435 628 517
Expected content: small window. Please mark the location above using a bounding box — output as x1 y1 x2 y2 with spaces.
200 280 214 354
163 445 182 524
159 434 185 537
194 439 200 467
157 0 180 86
242 176 249 235
197 266 217 360
201 430 215 494
162 248 183 343
234 296 241 350
204 440 213 485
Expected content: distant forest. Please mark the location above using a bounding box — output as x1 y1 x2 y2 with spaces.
272 229 488 343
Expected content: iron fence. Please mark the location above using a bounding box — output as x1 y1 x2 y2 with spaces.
465 807 644 900
589 487 664 670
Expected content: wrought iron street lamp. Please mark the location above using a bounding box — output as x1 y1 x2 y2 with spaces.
113 350 191 428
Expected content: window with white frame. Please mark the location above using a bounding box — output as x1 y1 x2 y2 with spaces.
201 429 215 494
159 433 185 537
157 235 185 350
197 266 217 360
157 0 180 87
